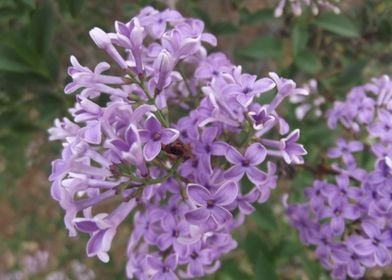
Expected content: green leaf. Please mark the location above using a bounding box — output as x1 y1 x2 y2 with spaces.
315 12 360 37
295 50 322 74
292 25 309 57
239 8 274 25
211 21 239 35
68 0 85 17
214 259 249 280
243 233 269 260
0 55 32 73
302 257 324 279
237 36 283 60
255 251 278 280
251 203 277 231
30 1 54 55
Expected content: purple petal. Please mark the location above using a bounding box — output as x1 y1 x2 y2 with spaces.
331 248 351 263
86 229 107 257
327 147 341 158
185 208 210 225
165 254 178 270
157 233 173 250
161 128 179 145
161 214 176 231
188 260 204 277
246 166 267 184
347 260 365 278
84 121 101 144
330 216 345 236
239 201 255 214
254 78 275 93
375 246 391 266
147 255 163 270
143 141 161 161
74 219 100 233
201 127 218 143
213 181 238 206
348 141 364 152
144 115 162 132
352 239 374 256
343 205 360 220
361 221 380 239
110 139 129 152
245 143 267 165
187 184 210 206
125 125 137 144
225 146 243 164
224 166 245 181
211 141 229 156
211 206 232 225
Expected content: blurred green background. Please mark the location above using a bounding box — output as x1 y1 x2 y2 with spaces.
0 0 391 279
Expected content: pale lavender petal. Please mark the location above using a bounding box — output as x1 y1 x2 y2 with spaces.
145 115 162 132
375 246 391 266
213 181 238 206
225 146 243 164
143 141 161 161
361 221 380 239
330 216 345 236
187 184 210 206
246 167 267 184
185 208 210 225
224 166 245 181
211 206 232 225
352 239 374 256
161 128 179 144
245 143 267 165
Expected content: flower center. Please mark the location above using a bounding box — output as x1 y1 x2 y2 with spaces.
152 132 161 141
207 199 215 208
242 159 250 167
242 87 252 95
191 252 198 259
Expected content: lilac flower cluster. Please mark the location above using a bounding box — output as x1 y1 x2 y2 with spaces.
49 6 307 279
285 75 392 279
274 0 340 17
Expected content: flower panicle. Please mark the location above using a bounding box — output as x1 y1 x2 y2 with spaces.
48 6 306 279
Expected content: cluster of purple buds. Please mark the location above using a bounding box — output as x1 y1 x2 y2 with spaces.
48 6 307 279
289 79 325 121
285 75 392 279
274 0 340 17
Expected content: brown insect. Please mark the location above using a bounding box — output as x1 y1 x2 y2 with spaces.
162 140 193 161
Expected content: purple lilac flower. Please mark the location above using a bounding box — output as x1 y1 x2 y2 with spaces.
139 115 179 161
286 75 392 280
185 181 238 229
224 143 267 184
49 6 307 279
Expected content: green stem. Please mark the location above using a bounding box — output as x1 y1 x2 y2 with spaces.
128 160 181 186
126 73 170 127
139 80 170 127
240 117 254 147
